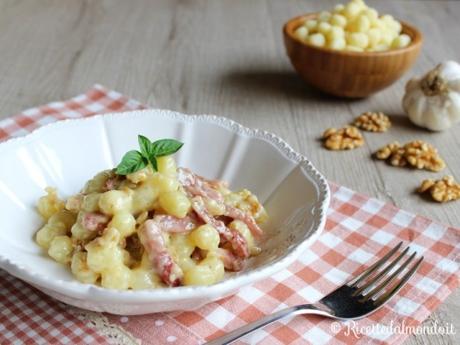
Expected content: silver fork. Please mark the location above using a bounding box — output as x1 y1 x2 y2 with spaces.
206 242 423 345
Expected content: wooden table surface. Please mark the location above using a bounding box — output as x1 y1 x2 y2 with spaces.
0 0 458 343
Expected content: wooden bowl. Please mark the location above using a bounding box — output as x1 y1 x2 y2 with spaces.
283 14 423 98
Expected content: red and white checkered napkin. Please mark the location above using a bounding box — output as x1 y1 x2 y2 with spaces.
0 85 458 345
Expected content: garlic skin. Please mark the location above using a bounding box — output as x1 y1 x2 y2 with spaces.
402 61 460 131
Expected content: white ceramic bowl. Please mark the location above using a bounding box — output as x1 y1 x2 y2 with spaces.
0 109 330 315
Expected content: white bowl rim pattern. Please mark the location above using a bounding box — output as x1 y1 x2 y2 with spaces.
0 109 330 304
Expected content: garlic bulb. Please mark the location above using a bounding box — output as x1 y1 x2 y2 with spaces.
402 61 460 131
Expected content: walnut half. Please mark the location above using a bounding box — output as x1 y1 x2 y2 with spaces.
375 141 407 167
354 111 391 132
404 140 445 172
418 176 460 203
322 126 364 150
375 140 445 172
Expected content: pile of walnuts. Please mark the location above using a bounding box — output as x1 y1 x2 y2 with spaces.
418 176 460 203
375 140 446 172
321 110 455 203
322 111 391 151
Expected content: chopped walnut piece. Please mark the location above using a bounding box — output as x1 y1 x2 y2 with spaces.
404 140 446 172
418 176 460 203
322 126 364 150
375 140 445 172
418 179 436 193
375 141 407 167
354 112 391 132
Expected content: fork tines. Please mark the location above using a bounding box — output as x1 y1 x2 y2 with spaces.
347 242 423 307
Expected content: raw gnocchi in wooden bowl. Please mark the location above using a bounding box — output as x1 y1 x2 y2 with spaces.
283 0 423 97
0 109 329 314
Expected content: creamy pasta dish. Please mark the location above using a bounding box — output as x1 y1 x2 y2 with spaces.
35 136 267 289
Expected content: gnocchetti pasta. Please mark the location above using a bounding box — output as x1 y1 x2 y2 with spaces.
35 153 268 290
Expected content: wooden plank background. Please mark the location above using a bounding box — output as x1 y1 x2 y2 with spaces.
0 0 458 343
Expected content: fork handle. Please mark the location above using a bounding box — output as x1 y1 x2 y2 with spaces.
205 304 323 345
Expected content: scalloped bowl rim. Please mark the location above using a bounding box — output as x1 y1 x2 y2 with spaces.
0 109 330 303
